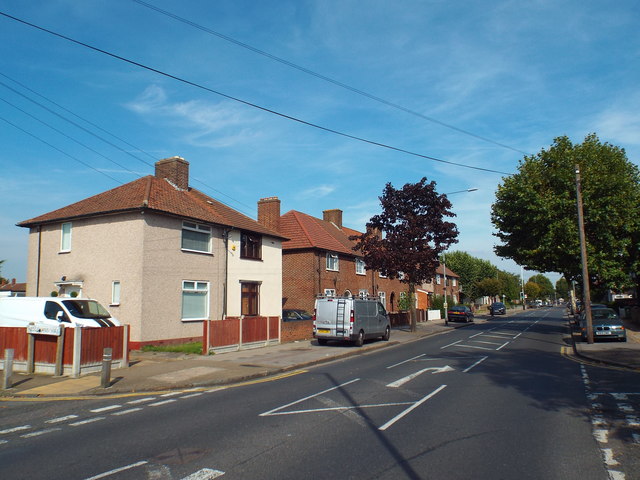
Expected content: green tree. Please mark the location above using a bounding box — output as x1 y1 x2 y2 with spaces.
352 177 459 331
499 271 522 302
528 274 554 298
555 277 570 299
491 134 640 291
524 281 541 300
476 278 502 300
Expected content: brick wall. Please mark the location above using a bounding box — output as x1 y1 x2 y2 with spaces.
282 248 406 313
281 319 314 342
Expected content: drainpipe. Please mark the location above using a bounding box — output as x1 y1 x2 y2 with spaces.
222 228 232 320
35 225 42 296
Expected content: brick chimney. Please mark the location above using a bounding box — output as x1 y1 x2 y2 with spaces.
155 156 189 190
323 209 343 229
258 197 281 232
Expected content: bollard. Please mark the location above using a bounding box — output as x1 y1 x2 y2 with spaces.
101 347 112 389
3 349 14 390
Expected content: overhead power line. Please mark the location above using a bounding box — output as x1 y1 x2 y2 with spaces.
133 0 530 157
0 11 513 176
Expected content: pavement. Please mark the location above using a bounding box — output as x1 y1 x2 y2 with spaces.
2 308 639 399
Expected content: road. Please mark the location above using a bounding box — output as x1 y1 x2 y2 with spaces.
1 307 638 479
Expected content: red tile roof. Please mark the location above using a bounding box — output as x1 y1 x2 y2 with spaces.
18 176 286 239
436 263 459 278
280 210 361 256
0 282 26 292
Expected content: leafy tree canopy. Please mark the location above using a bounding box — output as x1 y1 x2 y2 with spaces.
352 177 459 286
524 281 541 300
476 278 502 298
528 274 554 298
555 277 570 299
491 134 640 290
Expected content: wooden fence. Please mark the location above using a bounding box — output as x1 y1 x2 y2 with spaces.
0 325 129 376
203 316 280 354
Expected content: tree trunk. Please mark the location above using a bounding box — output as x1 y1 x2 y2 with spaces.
409 282 417 332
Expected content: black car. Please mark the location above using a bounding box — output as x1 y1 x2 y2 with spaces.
282 309 313 321
447 306 474 323
489 302 506 315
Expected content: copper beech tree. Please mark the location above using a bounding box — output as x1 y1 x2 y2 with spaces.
351 177 459 331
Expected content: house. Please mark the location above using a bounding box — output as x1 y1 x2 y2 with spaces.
17 157 286 348
257 198 407 314
431 264 461 304
0 278 26 297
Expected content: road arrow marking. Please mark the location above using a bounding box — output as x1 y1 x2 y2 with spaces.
387 366 454 388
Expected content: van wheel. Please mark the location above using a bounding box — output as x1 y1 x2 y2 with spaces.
382 326 390 341
318 338 328 346
355 330 364 347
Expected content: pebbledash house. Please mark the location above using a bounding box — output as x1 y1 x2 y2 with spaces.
17 157 286 349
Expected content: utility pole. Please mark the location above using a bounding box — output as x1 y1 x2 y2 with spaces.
575 165 594 344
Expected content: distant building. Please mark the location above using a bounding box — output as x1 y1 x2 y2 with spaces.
0 278 26 297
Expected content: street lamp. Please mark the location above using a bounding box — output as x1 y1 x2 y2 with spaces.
442 188 478 322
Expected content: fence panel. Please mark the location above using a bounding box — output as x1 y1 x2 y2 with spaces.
0 327 29 361
211 319 241 347
80 327 125 365
242 316 268 343
268 316 279 339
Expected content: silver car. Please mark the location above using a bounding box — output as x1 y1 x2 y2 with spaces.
580 308 626 342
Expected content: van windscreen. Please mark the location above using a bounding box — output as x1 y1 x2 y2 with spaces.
62 300 111 319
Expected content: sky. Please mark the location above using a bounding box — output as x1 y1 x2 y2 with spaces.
1 0 639 287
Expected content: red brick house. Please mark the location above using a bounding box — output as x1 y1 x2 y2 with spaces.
431 264 461 304
257 198 407 314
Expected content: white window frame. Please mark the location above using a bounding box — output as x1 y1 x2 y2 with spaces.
111 281 121 306
60 222 72 252
181 221 212 254
358 289 368 299
181 280 210 321
378 291 386 307
355 258 366 275
326 253 339 272
452 278 457 287
324 289 336 297
436 274 441 285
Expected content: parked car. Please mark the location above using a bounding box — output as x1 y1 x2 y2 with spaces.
579 308 626 342
283 309 312 321
313 296 390 346
447 306 474 323
489 302 506 315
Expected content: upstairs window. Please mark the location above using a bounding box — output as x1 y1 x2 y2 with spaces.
355 258 366 275
182 221 211 253
60 222 72 252
241 232 262 260
436 274 441 285
452 278 457 287
326 253 339 271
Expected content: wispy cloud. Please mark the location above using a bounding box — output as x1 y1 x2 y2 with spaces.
296 184 336 200
125 85 263 148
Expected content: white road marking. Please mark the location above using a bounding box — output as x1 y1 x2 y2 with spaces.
46 415 79 424
387 366 453 388
462 356 488 373
458 344 494 351
625 416 640 427
70 417 105 427
593 429 609 443
90 405 122 413
470 340 504 346
440 340 462 349
181 392 204 399
260 378 360 416
181 468 225 480
127 397 156 405
160 391 183 397
618 404 633 413
149 399 178 407
263 401 414 416
495 341 510 351
608 471 625 480
602 448 619 466
0 425 31 435
84 460 148 480
387 354 426 369
379 385 447 431
112 408 143 416
21 428 61 438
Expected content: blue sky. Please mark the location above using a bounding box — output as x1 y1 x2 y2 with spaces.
1 0 639 286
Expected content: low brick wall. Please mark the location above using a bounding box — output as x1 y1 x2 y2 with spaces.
281 319 314 342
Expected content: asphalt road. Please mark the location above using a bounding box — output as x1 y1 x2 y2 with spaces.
1 307 638 479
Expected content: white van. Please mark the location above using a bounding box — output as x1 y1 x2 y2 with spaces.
0 297 120 329
313 295 390 346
